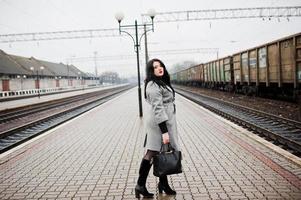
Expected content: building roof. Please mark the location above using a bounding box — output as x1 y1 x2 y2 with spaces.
0 50 29 75
0 49 92 78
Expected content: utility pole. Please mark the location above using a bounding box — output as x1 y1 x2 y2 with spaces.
144 24 149 76
94 51 98 85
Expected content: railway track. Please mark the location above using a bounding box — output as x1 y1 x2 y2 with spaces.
175 87 301 156
0 85 133 153
0 87 125 123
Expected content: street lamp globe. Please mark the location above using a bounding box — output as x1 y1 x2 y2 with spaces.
30 67 34 71
40 66 45 70
115 12 124 23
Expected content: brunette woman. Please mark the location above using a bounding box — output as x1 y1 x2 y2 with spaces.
135 58 179 198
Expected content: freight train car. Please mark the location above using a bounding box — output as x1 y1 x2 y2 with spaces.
232 32 301 97
202 56 233 90
172 64 204 86
171 32 301 100
188 64 202 86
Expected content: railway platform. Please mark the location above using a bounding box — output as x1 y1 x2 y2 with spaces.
0 84 128 111
0 87 301 199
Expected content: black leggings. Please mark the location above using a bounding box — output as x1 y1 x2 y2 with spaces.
143 150 159 161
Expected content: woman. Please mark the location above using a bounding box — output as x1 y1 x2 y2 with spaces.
135 58 179 198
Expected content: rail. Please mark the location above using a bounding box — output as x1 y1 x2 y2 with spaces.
0 85 133 153
175 87 301 156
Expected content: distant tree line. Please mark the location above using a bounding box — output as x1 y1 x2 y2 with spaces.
99 71 128 84
168 60 198 74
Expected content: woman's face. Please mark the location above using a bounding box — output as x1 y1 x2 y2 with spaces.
153 61 164 77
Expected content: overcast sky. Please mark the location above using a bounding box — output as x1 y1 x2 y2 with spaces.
0 0 300 78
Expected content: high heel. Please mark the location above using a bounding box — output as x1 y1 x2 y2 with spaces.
158 176 177 195
135 185 154 198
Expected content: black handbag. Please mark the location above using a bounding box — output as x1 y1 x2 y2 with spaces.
153 144 182 177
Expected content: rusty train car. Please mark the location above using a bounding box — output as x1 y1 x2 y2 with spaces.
171 32 301 99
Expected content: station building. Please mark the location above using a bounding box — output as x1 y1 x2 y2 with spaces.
0 49 99 97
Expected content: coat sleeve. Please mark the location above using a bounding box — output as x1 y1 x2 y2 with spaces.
147 83 169 124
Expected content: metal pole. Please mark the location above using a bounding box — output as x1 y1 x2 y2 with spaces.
67 64 70 87
82 77 84 90
21 76 23 91
37 70 40 98
144 24 149 76
135 20 143 117
94 51 98 85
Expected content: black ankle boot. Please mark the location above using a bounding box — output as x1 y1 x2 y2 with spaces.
135 185 153 198
158 175 176 195
135 159 154 198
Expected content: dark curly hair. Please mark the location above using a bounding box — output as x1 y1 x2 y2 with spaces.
144 58 175 99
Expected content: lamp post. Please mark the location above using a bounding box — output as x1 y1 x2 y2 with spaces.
20 75 26 91
67 64 70 87
94 51 99 85
30 66 44 98
17 75 27 91
16 75 21 90
115 9 156 117
78 72 84 90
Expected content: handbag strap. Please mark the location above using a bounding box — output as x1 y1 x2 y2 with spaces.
160 143 175 153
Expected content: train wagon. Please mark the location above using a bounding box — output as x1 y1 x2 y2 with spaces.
178 68 188 85
233 32 301 96
223 56 234 91
203 61 214 88
202 56 233 90
188 64 202 86
172 32 300 100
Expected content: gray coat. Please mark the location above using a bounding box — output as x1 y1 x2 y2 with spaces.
144 81 179 152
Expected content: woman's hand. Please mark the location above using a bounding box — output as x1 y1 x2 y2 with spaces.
162 132 170 144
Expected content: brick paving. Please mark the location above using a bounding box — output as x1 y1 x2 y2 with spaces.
0 87 300 199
